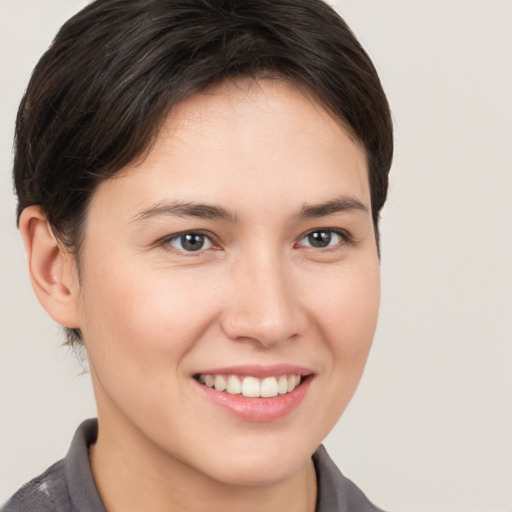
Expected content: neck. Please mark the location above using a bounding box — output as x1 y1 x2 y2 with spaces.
89 416 317 512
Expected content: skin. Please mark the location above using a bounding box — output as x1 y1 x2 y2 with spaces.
20 79 380 512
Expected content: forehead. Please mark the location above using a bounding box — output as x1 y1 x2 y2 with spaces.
163 79 362 163
89 79 370 222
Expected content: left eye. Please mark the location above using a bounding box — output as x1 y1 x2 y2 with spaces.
297 229 345 249
165 232 214 252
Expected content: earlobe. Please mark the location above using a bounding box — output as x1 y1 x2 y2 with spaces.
19 206 81 329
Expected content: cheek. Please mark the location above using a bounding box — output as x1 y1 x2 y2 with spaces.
76 260 225 434
310 258 379 413
77 256 221 376
291 259 380 442
311 260 380 355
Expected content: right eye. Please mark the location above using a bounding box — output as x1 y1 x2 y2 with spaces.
295 228 350 250
163 232 215 253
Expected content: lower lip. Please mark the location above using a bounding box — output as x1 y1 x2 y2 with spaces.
194 377 312 422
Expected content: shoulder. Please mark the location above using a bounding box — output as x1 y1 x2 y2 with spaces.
1 460 69 512
313 445 388 512
2 419 103 512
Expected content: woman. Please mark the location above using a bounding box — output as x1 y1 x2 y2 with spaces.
3 0 392 510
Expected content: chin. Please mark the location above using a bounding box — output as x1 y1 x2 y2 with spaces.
187 430 318 488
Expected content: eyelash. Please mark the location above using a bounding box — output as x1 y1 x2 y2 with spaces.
295 228 353 250
159 228 353 254
160 230 218 254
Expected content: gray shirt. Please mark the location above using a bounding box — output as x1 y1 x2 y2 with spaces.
2 419 386 511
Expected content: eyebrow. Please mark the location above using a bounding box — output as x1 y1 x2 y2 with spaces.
131 195 368 224
299 196 368 218
132 201 237 223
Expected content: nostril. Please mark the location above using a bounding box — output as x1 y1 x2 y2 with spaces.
220 308 305 347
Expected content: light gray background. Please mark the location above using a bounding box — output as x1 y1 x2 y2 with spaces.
1 1 511 510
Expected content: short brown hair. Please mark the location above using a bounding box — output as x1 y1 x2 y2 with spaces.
14 0 393 344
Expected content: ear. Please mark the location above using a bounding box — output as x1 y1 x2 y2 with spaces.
19 206 81 329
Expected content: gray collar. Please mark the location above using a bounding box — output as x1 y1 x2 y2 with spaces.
65 419 385 512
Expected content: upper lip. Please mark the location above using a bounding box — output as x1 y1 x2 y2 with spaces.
193 364 314 379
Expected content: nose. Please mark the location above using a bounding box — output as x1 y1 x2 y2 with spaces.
220 251 307 347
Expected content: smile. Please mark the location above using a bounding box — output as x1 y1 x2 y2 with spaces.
196 374 302 398
193 365 313 421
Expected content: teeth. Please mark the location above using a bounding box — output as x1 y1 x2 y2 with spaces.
214 375 227 391
242 376 260 397
204 375 215 387
261 377 278 397
227 375 242 394
199 373 303 398
277 375 288 395
287 374 299 392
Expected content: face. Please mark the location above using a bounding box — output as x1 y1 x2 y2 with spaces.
73 80 380 487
